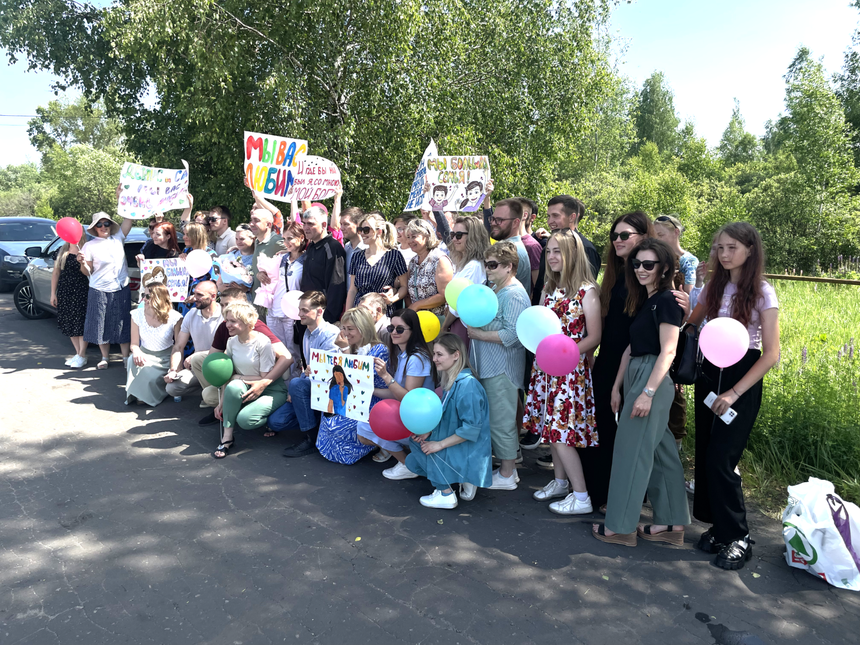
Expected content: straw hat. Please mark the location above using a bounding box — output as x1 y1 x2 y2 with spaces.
86 211 120 236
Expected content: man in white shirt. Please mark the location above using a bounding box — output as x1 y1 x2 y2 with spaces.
207 206 237 255
164 281 223 400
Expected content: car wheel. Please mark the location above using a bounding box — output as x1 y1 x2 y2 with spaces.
13 281 49 319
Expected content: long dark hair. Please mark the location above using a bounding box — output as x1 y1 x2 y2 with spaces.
624 239 677 315
387 308 432 382
328 365 353 395
600 211 655 317
704 222 765 328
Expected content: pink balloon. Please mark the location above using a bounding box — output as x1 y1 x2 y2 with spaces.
57 217 83 245
699 317 750 368
535 334 581 377
185 249 213 278
280 290 303 321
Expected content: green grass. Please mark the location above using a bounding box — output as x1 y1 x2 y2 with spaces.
685 280 860 512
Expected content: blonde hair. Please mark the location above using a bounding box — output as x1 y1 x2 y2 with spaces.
359 213 398 251
544 231 596 295
432 333 470 391
341 307 381 352
57 230 88 270
185 222 209 250
223 301 259 326
146 283 173 325
450 216 491 271
405 219 440 250
654 214 684 234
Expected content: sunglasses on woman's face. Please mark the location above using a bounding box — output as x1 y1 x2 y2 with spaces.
484 260 500 270
610 231 636 241
142 293 151 300
358 226 374 235
631 259 658 271
452 231 468 240
386 324 410 335
94 221 113 229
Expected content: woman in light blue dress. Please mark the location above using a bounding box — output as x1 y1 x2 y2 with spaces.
405 334 493 509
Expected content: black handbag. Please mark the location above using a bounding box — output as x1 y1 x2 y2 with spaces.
651 305 702 385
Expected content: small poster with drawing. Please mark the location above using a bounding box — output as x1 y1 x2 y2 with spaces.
308 349 375 422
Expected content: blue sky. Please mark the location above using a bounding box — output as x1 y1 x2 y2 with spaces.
1 0 858 167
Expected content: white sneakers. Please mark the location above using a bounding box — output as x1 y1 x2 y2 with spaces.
488 468 519 490
549 493 593 515
533 479 570 501
459 482 477 501
382 461 419 480
420 489 458 509
68 355 87 369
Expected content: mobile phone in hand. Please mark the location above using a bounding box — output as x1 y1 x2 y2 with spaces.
704 391 738 425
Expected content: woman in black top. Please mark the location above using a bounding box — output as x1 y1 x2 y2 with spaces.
136 221 180 263
592 239 690 547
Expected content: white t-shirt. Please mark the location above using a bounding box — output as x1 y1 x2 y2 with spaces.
132 308 182 351
180 305 223 352
271 256 304 317
226 332 276 377
82 232 129 292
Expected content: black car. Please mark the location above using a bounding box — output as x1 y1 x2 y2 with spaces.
0 217 58 291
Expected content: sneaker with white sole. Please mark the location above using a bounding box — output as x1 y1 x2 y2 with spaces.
549 493 593 515
536 454 554 470
459 482 477 501
519 432 542 450
68 355 88 369
420 489 458 509
382 461 419 480
64 355 76 366
533 479 570 501
488 468 518 490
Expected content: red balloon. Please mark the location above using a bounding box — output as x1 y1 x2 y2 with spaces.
535 333 581 377
57 217 83 245
369 399 411 441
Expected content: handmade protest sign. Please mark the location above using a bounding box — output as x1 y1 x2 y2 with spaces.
118 161 190 220
425 155 491 212
244 131 308 203
140 258 190 303
309 349 374 422
289 155 342 201
404 139 438 211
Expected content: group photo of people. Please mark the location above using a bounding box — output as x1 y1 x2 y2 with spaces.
47 172 780 575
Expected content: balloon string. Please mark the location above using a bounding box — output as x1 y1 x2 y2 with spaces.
427 451 466 494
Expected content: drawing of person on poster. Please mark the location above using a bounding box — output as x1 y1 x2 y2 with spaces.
428 185 450 210
327 365 354 416
459 180 485 212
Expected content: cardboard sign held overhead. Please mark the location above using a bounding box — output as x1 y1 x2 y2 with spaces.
289 155 342 202
244 131 308 203
404 139 438 211
425 155 491 212
118 160 190 220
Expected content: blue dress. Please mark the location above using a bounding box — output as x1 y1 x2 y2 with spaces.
329 385 350 416
405 368 493 489
317 343 390 465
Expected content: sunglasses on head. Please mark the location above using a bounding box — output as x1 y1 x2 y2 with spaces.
386 324 410 335
655 215 678 229
358 226 374 235
483 260 501 270
452 231 468 240
94 221 113 229
631 259 658 271
610 231 636 241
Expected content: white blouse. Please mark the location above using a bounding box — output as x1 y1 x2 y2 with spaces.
132 308 182 351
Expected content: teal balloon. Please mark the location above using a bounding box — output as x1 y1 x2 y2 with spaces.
457 284 499 328
399 388 443 434
202 352 234 388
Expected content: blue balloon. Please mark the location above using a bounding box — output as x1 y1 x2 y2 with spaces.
399 388 443 434
457 284 499 328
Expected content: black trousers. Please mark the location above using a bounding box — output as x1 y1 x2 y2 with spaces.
693 348 763 544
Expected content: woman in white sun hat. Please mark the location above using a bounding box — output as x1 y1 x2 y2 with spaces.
77 206 136 370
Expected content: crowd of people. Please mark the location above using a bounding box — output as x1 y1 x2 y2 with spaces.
47 178 780 572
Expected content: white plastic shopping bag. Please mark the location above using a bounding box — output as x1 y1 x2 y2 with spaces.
782 478 860 591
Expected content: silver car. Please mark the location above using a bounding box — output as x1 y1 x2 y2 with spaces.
14 228 150 320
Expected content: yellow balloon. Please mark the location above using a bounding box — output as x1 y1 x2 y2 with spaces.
417 310 441 342
444 277 472 310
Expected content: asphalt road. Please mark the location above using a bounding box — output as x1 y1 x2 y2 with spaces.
1 292 858 645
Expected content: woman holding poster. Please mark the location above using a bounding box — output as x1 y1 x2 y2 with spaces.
404 334 493 509
316 308 390 465
405 219 453 317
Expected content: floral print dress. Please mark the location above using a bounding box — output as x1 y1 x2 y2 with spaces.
522 284 598 448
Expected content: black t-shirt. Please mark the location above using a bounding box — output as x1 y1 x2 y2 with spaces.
628 290 683 357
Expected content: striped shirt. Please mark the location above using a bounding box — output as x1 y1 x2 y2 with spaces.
349 248 408 315
469 282 530 388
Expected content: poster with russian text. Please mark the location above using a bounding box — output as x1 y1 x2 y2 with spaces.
289 155 342 201
140 258 190 303
244 131 308 203
425 155 490 213
118 161 190 219
404 139 438 211
309 349 374 422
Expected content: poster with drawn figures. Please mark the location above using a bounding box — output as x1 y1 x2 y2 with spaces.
288 155 342 201
243 131 308 203
309 350 375 423
404 139 438 211
139 258 190 303
118 160 190 219
425 155 491 212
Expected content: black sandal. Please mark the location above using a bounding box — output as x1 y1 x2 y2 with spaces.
213 439 235 459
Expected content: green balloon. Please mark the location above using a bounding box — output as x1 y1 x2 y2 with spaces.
202 352 234 388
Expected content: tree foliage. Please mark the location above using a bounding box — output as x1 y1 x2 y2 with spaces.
633 71 680 155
